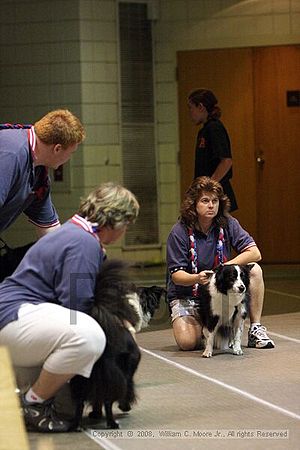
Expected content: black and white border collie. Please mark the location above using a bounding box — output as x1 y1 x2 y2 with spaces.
197 264 254 358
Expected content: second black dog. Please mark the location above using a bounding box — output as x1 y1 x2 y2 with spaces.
0 239 35 282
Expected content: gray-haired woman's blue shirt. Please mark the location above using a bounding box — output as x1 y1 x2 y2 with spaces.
0 220 104 330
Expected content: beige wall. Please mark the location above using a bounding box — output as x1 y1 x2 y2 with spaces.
1 0 299 262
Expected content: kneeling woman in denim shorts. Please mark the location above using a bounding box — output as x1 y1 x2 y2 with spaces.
166 176 274 352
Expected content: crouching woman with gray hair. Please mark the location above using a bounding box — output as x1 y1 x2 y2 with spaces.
0 182 139 432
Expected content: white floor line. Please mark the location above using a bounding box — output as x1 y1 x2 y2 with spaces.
84 429 123 450
267 331 300 343
266 288 300 299
141 347 300 421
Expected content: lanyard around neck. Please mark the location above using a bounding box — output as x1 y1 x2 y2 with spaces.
71 214 100 241
188 226 227 297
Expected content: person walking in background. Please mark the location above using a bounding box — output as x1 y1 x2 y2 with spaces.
0 109 85 238
188 88 238 212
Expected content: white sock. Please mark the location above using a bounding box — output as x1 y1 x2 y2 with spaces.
25 388 45 404
250 322 261 331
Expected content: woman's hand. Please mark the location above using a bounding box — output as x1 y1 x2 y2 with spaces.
172 269 214 287
198 270 214 285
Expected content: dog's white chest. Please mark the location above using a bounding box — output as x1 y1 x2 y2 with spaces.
208 272 245 324
210 292 242 323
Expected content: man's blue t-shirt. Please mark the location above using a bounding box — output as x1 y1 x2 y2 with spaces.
0 127 59 232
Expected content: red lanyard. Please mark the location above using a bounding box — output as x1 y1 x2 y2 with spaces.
188 227 227 297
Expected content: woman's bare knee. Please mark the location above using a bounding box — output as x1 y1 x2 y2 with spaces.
172 316 202 351
250 262 263 280
174 334 198 351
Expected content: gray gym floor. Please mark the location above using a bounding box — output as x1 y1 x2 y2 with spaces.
26 264 300 450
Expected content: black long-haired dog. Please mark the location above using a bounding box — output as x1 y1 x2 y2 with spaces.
70 259 141 430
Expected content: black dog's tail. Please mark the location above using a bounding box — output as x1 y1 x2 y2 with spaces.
92 259 139 339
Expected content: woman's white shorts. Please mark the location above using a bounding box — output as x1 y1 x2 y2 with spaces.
0 302 106 378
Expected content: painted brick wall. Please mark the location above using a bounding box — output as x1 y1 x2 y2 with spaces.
0 0 83 245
